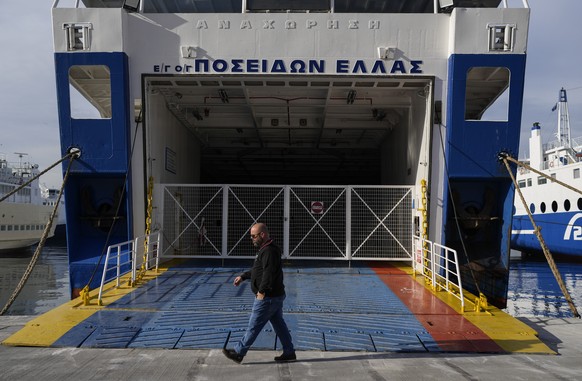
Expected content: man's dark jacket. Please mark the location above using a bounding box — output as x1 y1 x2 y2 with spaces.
241 240 285 297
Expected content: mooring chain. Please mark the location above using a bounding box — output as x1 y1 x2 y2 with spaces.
500 153 580 318
0 153 78 316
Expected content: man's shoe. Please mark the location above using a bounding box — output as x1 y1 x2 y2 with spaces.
222 348 244 364
274 352 297 362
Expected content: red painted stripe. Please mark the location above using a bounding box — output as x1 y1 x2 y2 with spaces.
370 263 505 353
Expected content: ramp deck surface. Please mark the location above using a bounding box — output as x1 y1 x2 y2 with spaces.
3 260 553 354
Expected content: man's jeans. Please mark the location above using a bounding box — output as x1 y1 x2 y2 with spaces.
234 294 294 356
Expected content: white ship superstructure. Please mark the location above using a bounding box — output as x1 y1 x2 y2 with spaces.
0 155 57 251
512 88 582 256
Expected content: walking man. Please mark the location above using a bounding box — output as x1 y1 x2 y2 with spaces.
222 222 296 364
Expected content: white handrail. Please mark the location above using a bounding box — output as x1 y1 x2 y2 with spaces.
413 235 465 311
133 231 161 278
97 238 135 305
97 231 161 305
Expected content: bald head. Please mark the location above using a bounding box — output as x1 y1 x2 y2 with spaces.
250 223 270 247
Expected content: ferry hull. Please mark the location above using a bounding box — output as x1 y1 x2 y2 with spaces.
512 212 582 257
0 203 56 251
51 5 530 307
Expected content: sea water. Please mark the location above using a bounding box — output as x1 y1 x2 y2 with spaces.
0 241 70 315
1 244 581 317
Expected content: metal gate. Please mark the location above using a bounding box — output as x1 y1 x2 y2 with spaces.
158 184 413 261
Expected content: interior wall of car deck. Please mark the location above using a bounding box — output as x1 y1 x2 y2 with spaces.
146 93 202 184
144 79 431 187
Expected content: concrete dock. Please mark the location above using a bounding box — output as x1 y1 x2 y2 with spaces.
1 315 581 380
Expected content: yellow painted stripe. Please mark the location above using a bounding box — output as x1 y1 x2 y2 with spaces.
413 276 556 354
2 268 165 347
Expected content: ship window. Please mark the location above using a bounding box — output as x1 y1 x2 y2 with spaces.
540 202 546 213
7 225 12 231
578 198 582 210
527 178 532 187
488 24 516 52
529 203 535 214
64 23 92 51
14 225 19 231
538 177 547 185
564 199 571 211
0 225 5 231
551 201 558 212
518 180 526 188
574 168 580 179
69 65 111 119
465 67 509 121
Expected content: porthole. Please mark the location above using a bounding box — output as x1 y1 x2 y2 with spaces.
551 201 558 212
564 199 571 211
540 202 546 213
579 198 582 210
530 203 536 213
512 205 516 215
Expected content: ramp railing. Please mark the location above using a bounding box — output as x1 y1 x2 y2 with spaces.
97 232 160 305
413 235 465 311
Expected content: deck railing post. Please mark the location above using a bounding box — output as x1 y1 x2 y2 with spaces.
346 186 352 261
283 186 290 259
222 185 229 258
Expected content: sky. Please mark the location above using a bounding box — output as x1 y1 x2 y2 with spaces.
0 1 581 188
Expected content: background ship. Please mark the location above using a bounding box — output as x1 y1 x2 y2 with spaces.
0 153 57 251
512 88 582 257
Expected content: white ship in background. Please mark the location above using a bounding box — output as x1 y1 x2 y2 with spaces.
41 185 66 239
0 154 57 251
512 88 582 257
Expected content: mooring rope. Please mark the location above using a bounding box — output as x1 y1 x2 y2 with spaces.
0 153 77 316
499 153 580 318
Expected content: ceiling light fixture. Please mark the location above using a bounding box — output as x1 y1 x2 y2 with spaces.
346 90 357 104
218 89 229 103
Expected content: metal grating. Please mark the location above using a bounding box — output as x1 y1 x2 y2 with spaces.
289 186 346 259
157 184 413 261
351 186 413 259
162 185 223 257
227 186 284 257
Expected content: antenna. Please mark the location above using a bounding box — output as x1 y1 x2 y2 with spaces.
557 88 571 148
13 152 28 169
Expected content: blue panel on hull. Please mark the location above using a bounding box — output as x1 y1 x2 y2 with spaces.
54 52 133 293
55 52 131 173
441 54 527 308
511 212 582 256
446 54 526 179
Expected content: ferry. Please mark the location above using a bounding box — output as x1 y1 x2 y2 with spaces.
41 186 66 239
51 0 530 310
0 154 57 251
511 88 582 257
